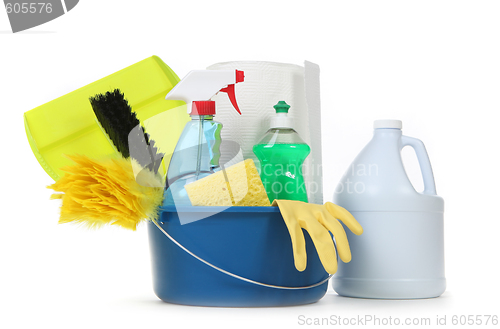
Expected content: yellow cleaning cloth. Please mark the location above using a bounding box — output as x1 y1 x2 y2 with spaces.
48 154 164 230
185 159 271 207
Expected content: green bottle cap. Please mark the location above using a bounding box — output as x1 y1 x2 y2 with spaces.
274 101 290 113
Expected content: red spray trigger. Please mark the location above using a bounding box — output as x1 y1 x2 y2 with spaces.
219 70 244 115
220 84 241 114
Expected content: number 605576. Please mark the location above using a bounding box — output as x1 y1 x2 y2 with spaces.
5 2 53 14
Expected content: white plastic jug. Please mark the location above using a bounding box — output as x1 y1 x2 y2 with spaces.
332 120 445 299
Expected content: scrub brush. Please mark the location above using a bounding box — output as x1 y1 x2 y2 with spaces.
90 89 163 174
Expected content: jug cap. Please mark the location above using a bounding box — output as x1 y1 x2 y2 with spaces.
374 120 402 129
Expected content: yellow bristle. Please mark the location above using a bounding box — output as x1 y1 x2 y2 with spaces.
48 154 164 230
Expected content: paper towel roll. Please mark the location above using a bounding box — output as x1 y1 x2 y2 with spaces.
207 61 323 204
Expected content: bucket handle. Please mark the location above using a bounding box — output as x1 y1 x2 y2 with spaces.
401 135 437 195
152 220 332 290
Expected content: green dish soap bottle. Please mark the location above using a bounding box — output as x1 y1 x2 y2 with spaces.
253 101 310 203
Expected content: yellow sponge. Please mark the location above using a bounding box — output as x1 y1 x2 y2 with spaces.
185 159 271 207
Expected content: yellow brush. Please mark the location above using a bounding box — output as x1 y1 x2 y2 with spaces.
48 154 163 230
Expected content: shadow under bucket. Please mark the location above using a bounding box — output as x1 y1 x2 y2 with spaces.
148 206 330 307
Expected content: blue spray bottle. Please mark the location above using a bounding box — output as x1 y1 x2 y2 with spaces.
163 70 245 206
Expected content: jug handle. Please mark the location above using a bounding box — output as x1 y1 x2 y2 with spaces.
401 136 437 195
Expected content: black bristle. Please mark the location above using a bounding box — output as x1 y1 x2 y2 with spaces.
90 89 164 173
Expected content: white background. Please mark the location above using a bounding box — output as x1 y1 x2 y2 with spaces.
1 1 499 328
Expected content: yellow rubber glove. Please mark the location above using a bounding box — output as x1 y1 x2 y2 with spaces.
272 200 363 274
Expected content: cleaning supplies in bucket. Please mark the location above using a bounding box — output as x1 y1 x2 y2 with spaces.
34 58 367 307
253 101 311 203
332 120 446 299
163 70 245 207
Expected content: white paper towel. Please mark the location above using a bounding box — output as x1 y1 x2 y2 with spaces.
207 61 323 204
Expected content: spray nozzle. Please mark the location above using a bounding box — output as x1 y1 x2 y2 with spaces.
165 69 245 115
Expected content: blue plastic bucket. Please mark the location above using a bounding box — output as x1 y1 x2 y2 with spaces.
148 206 330 307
